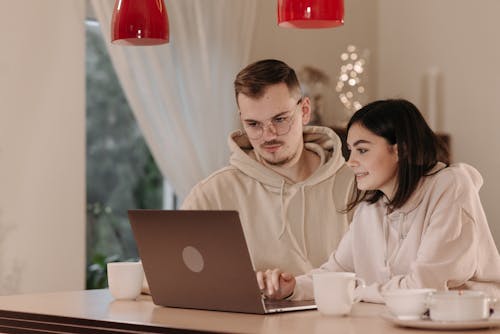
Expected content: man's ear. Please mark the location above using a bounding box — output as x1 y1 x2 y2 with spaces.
301 96 312 125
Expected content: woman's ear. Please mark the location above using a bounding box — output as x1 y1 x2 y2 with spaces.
396 142 411 161
392 143 399 162
300 96 312 125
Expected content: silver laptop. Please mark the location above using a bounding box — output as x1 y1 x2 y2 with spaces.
128 210 316 314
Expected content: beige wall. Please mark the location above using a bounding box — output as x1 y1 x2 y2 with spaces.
377 0 500 246
250 0 378 127
251 0 500 247
0 1 85 294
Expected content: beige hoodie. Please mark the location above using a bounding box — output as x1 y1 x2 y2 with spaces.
182 126 354 275
293 163 500 302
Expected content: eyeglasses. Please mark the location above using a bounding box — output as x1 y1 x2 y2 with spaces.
241 98 302 140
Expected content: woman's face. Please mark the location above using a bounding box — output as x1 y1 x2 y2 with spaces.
346 123 399 199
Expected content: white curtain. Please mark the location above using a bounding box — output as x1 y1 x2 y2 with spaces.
91 0 257 200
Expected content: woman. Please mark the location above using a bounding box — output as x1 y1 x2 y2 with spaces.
258 99 500 303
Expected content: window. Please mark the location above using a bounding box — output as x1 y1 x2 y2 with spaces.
85 19 164 289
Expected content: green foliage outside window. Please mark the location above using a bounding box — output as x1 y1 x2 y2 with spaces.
85 21 163 289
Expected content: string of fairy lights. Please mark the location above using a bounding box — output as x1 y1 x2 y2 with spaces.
335 45 367 113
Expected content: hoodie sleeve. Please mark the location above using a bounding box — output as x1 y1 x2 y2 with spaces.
357 166 482 303
181 183 214 210
291 225 355 300
181 167 241 210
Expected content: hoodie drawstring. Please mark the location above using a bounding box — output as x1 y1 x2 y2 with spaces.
278 179 287 239
384 211 407 271
300 185 308 258
398 212 406 241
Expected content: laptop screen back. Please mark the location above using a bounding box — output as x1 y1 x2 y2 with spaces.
128 210 266 314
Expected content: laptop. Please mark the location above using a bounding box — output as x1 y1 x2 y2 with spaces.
128 210 316 314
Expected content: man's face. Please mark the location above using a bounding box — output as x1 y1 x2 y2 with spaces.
238 83 311 166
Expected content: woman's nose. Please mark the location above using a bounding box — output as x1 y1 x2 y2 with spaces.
346 154 357 168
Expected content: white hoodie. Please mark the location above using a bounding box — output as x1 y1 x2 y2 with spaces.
182 126 354 275
293 163 500 302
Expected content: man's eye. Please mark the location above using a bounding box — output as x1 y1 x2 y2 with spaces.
246 122 260 128
358 148 368 154
273 116 288 124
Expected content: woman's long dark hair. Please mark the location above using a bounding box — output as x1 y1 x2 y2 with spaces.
345 99 449 211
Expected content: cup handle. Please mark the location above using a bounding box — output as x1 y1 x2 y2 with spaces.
352 277 366 304
425 293 435 307
487 296 497 317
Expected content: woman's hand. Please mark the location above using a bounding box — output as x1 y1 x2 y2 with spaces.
256 268 296 300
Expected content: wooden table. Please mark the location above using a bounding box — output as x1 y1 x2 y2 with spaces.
0 289 498 333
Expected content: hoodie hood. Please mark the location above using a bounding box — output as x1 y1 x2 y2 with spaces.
389 162 483 217
456 162 484 190
228 125 346 188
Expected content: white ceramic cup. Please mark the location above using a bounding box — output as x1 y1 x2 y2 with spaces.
428 291 495 322
382 288 436 320
313 272 366 316
107 261 144 300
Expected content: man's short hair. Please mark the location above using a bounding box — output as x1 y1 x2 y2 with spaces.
234 59 302 106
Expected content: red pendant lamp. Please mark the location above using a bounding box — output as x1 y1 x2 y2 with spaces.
277 0 344 29
111 0 169 46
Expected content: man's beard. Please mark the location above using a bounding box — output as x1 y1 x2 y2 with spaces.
264 154 296 166
261 140 299 167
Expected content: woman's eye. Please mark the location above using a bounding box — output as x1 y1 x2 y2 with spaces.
358 148 368 154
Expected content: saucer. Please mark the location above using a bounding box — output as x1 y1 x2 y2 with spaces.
381 312 500 330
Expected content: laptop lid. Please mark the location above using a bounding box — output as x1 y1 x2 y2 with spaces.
128 210 315 314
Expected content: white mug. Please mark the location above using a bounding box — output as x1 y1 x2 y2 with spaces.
428 291 495 322
107 261 144 300
313 272 366 316
382 288 436 319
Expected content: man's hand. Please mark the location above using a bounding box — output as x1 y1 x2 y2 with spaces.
256 268 296 300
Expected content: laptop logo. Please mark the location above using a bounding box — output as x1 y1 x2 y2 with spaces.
182 246 204 273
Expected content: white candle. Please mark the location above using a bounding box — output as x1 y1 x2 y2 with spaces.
426 67 439 131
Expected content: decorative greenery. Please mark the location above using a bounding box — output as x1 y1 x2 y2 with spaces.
86 253 140 289
86 253 120 289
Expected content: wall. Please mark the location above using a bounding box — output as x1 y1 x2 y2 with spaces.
0 1 85 294
377 0 500 246
251 0 500 246
250 0 378 127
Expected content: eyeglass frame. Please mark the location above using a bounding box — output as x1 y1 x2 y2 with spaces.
240 97 303 140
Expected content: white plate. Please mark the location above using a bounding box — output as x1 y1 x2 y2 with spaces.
381 312 500 330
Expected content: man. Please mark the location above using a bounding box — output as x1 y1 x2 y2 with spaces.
182 59 354 275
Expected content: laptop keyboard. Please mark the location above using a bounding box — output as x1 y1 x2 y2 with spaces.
264 299 315 310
